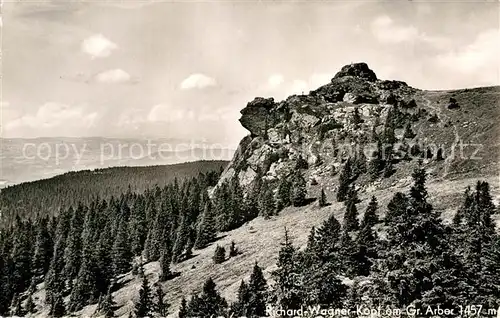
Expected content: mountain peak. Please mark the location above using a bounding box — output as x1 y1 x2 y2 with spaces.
333 62 378 82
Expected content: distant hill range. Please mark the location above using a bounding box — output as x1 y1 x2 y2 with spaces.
0 160 227 226
0 137 235 186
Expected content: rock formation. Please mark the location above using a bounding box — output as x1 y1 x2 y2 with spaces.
215 63 418 195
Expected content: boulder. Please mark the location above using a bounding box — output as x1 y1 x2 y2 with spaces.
333 62 378 82
239 97 276 136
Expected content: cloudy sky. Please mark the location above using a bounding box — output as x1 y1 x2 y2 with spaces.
1 0 499 144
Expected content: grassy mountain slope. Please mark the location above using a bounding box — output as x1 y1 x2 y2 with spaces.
60 175 498 318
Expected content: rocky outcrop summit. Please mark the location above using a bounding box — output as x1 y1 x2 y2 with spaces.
214 63 416 192
333 62 378 82
214 62 498 198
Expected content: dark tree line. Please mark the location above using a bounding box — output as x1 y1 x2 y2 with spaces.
1 158 499 317
0 168 225 316
0 161 226 228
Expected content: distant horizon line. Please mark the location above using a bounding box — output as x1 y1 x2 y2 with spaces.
0 135 243 143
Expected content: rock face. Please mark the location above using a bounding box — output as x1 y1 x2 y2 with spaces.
216 62 418 196
333 62 378 82
239 97 278 137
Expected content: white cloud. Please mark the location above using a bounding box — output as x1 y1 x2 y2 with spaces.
95 69 132 84
4 103 97 135
431 29 500 88
371 15 447 47
268 74 285 88
180 73 217 90
81 34 118 59
371 15 419 43
435 29 500 73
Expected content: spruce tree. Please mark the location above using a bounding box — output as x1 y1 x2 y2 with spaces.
184 233 195 261
383 106 397 146
356 219 377 276
246 263 268 317
155 283 169 317
51 292 66 318
63 204 85 282
11 222 33 295
69 249 98 311
143 204 160 262
380 164 461 310
385 192 408 225
457 181 500 309
338 230 357 277
303 227 320 268
172 213 189 263
272 229 304 309
178 297 188 318
187 278 227 317
337 158 352 202
302 223 346 307
452 186 472 227
346 280 361 318
0 251 11 315
134 274 153 318
25 292 36 314
361 196 379 228
112 218 132 276
231 280 250 317
194 203 217 249
352 150 367 177
342 187 359 232
382 158 394 178
213 182 232 231
129 197 147 256
315 213 342 263
229 175 245 228
318 188 327 207
31 217 53 278
229 241 239 257
45 237 66 306
10 293 23 317
290 171 307 207
302 259 346 307
244 168 263 220
275 177 292 212
159 249 172 282
100 286 115 318
95 224 114 296
213 245 226 264
258 182 275 219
